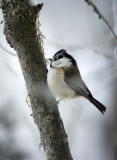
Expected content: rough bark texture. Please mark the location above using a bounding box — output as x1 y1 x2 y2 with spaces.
1 0 73 160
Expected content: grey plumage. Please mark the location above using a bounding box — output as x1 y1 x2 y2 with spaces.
47 49 106 114
64 65 106 114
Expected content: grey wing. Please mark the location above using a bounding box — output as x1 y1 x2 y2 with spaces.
64 66 92 97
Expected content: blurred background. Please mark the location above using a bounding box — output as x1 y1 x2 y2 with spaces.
0 0 117 159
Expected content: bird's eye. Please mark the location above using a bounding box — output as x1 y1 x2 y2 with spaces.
58 55 63 59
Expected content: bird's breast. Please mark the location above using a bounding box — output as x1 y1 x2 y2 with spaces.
47 68 75 98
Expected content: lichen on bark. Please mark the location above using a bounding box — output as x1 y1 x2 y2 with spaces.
1 0 73 159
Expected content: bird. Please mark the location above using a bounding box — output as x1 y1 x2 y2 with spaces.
47 49 106 114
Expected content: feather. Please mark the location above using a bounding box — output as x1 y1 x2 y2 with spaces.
64 65 106 114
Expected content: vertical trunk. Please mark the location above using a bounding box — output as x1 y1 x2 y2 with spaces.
1 0 73 159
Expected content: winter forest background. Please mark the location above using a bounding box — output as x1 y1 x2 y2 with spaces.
0 0 117 160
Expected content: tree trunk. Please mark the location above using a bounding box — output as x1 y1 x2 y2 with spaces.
1 0 73 159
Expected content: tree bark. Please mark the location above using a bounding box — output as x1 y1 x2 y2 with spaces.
1 0 73 160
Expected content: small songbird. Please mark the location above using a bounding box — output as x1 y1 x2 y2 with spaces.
47 49 106 114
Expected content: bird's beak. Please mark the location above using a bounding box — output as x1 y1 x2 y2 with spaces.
48 58 52 62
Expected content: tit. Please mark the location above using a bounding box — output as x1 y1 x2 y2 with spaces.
47 49 106 114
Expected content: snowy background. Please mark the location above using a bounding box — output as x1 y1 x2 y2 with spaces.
0 0 117 160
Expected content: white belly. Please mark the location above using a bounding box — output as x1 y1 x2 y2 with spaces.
47 68 75 98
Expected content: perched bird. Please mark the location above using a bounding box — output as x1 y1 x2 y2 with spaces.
47 49 106 114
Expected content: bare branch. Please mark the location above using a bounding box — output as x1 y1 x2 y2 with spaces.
84 0 117 41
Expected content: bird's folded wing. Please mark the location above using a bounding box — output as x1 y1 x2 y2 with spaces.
64 65 92 97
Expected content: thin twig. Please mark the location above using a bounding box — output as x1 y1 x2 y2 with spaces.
84 0 117 41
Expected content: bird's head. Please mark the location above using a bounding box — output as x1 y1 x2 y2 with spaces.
49 49 76 69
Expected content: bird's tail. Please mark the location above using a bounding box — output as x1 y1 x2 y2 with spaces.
88 96 106 114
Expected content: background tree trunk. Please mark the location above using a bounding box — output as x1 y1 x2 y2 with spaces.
1 0 73 159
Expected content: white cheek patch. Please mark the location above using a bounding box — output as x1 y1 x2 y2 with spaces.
52 57 72 68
